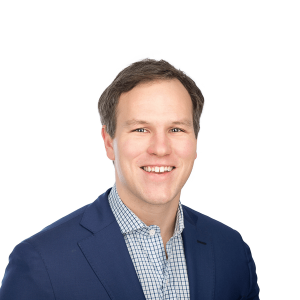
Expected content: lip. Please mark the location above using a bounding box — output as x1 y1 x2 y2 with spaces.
140 165 176 167
140 166 176 181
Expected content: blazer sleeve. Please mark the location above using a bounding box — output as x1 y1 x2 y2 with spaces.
243 241 260 300
0 241 55 300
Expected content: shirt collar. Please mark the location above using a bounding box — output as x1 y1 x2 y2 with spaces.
108 183 185 236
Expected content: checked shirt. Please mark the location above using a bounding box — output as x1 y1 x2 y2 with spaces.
108 184 190 300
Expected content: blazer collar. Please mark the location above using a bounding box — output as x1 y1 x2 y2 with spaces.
182 206 215 300
79 188 113 234
78 188 146 300
79 188 215 300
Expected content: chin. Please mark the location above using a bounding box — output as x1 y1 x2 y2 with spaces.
140 186 177 206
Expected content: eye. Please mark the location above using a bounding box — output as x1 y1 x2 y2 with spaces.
134 128 147 133
133 128 185 133
171 128 185 133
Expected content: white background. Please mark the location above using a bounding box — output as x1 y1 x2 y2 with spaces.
0 1 299 298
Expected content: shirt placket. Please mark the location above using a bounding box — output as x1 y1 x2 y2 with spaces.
163 237 179 300
143 226 165 274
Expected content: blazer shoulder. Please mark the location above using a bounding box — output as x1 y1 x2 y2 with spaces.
18 188 113 252
23 203 90 248
41 204 89 233
183 204 242 241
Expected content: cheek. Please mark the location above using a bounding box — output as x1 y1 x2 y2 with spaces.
117 138 145 164
174 139 197 160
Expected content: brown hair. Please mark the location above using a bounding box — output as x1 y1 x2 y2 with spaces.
98 58 204 139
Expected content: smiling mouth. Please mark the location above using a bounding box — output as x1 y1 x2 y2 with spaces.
140 166 176 173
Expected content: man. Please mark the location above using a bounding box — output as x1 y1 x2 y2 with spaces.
0 59 259 299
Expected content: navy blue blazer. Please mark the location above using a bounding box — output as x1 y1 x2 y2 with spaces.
0 188 259 299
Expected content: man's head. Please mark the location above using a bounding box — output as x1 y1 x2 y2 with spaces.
99 59 204 207
98 59 204 140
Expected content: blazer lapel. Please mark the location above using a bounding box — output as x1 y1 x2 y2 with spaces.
78 189 146 300
182 206 215 300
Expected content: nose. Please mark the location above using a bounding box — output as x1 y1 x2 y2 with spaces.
147 132 172 157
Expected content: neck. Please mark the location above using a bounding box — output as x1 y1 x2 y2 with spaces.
115 182 180 243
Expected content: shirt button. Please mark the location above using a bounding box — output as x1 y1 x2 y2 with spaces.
149 229 155 236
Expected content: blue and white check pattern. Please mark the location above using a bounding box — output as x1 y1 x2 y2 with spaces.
108 184 190 300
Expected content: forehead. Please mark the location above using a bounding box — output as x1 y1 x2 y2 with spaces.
116 79 193 124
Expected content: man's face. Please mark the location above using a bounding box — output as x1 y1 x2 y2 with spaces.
102 79 197 206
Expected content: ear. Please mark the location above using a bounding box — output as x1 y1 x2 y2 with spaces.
101 125 115 161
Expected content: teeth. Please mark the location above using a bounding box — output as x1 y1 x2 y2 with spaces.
142 166 174 173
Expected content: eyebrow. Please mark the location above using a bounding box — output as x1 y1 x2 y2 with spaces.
123 119 193 128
